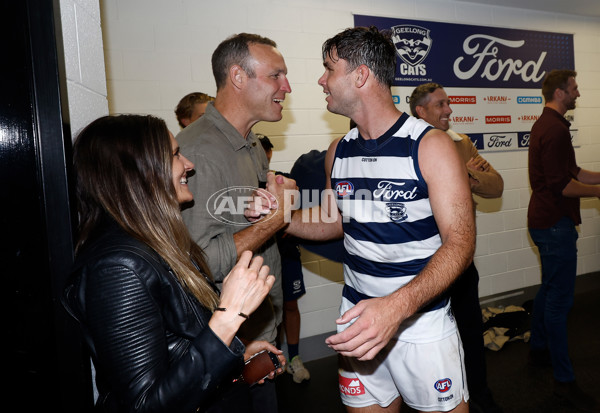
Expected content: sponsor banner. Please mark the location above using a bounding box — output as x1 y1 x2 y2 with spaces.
391 86 579 150
355 15 578 151
354 14 574 89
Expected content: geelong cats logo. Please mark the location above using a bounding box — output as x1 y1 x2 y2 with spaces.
386 202 408 223
391 24 432 66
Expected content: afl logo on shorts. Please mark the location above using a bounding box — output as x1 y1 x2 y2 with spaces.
434 378 452 393
336 181 354 196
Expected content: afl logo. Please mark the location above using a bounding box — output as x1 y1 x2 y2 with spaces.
336 181 354 196
434 378 452 393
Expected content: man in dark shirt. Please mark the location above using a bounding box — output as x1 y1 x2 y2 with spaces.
527 69 600 412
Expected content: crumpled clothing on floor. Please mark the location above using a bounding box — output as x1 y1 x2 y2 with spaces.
482 305 531 351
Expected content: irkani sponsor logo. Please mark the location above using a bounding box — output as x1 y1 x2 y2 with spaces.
451 116 476 124
449 96 476 104
518 115 539 122
484 96 509 103
453 34 546 83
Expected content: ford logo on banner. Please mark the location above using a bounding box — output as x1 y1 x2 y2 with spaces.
355 15 574 88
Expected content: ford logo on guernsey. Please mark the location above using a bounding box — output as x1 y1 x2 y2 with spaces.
434 378 452 393
336 181 354 196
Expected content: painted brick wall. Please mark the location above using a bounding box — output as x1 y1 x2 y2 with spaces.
99 0 600 339
59 0 109 138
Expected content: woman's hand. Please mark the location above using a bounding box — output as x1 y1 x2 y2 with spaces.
220 251 274 316
208 251 275 345
244 341 286 384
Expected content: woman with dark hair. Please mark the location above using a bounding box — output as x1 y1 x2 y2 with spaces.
63 114 284 412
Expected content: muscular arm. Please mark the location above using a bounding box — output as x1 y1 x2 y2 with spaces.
393 130 475 312
285 138 344 241
325 129 475 360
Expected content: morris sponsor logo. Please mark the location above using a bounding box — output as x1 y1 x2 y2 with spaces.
434 378 452 393
485 115 511 124
517 96 542 104
453 34 546 83
449 96 476 104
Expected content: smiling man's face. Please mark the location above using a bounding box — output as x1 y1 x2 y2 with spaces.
416 87 453 131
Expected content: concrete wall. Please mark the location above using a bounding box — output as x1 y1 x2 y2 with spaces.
98 0 600 340
58 0 109 139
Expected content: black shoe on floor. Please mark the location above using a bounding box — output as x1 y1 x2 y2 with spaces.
470 388 503 413
528 348 552 368
553 380 600 412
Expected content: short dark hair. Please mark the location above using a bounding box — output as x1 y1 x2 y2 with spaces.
541 69 577 102
256 134 273 151
211 33 277 90
174 92 215 128
408 82 444 118
322 26 396 88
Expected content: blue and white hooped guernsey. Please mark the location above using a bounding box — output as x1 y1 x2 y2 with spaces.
332 112 456 343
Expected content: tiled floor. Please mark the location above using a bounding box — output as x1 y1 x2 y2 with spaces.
276 274 600 413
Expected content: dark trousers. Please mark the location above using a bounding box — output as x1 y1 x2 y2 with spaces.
449 261 488 395
250 379 278 413
529 216 578 383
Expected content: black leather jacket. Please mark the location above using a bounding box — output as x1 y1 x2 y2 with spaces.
63 219 248 412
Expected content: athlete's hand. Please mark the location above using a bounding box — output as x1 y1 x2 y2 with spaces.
325 295 407 361
244 188 277 222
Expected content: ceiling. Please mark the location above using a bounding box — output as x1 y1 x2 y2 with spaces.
458 0 600 18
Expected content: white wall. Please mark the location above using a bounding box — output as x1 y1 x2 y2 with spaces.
99 0 600 340
59 0 109 139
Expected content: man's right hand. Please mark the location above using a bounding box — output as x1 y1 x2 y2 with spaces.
266 172 298 223
244 188 278 222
